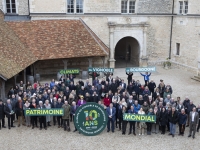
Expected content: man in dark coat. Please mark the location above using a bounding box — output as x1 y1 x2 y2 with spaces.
148 80 156 95
168 107 179 137
183 97 190 126
90 92 99 103
160 107 168 134
89 72 100 81
15 97 25 127
69 82 76 91
128 106 137 135
117 101 123 131
127 96 134 111
126 72 133 84
109 80 118 94
4 99 15 129
133 80 141 99
79 86 86 98
127 82 134 95
56 98 63 128
0 99 6 129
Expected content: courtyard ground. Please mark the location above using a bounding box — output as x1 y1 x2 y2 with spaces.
0 66 200 150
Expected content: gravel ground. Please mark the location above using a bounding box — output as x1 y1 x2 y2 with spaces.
0 66 200 150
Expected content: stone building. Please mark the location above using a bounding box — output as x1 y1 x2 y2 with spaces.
0 0 200 99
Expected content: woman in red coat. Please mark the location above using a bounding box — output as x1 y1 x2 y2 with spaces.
103 94 110 107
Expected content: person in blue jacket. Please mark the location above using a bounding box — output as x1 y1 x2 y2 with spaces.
133 100 141 114
140 72 151 86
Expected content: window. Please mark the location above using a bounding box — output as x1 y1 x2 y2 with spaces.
176 43 180 55
121 0 135 14
129 1 135 13
6 0 16 14
184 1 188 14
179 1 183 14
179 1 188 14
76 0 83 13
121 1 127 13
67 0 83 14
67 0 74 13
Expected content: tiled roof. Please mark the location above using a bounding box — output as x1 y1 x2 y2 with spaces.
0 10 36 80
7 19 109 60
0 10 109 80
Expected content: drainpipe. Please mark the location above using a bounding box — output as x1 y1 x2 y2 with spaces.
28 0 30 19
169 0 175 59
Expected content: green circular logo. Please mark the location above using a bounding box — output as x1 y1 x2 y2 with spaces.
74 102 108 136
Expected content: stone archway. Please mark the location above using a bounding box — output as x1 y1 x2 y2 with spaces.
114 36 140 68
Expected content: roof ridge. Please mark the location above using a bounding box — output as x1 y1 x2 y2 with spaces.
79 18 109 55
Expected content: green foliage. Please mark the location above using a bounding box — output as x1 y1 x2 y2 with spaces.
163 58 171 67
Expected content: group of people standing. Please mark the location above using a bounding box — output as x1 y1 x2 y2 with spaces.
105 72 199 139
0 72 199 140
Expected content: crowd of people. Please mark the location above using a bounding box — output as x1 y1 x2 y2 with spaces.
0 72 199 139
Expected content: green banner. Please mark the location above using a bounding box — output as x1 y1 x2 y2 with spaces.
60 69 79 74
123 113 156 123
74 102 108 136
24 109 64 116
126 67 156 72
88 67 114 73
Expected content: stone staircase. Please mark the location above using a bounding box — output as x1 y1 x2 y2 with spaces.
191 75 200 82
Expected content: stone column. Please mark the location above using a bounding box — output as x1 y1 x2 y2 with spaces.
23 69 26 84
109 27 116 68
88 58 93 67
62 59 68 78
141 26 148 67
62 59 68 70
1 79 6 101
87 58 93 81
33 63 36 78
101 56 106 68
14 75 17 85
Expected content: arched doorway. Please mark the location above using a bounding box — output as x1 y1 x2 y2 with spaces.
114 37 140 68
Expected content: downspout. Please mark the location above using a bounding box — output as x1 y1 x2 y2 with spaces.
28 0 30 19
169 0 175 59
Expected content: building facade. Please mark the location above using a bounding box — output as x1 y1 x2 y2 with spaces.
0 0 200 74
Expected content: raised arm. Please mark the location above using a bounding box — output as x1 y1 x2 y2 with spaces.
140 73 144 76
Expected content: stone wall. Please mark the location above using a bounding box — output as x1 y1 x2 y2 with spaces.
82 17 109 46
173 0 200 14
18 0 29 15
77 16 172 67
138 0 172 13
30 0 65 13
84 0 120 13
188 0 200 14
146 17 171 63
171 16 200 72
